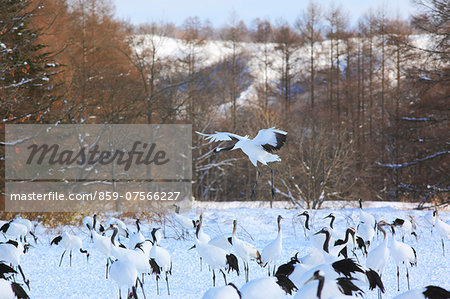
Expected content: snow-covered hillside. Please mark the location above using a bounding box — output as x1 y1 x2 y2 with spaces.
10 202 450 298
132 34 437 114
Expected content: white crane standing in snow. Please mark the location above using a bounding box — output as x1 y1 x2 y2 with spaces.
261 215 283 276
172 204 197 237
392 217 416 242
149 227 172 295
107 224 148 298
91 227 113 279
388 224 417 292
357 220 375 250
230 219 262 282
109 258 139 299
0 221 30 243
432 209 450 256
191 213 211 271
12 218 37 244
197 127 287 200
50 232 90 267
194 217 240 287
366 221 391 299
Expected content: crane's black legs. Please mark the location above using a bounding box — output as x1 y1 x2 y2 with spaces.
406 265 410 290
244 262 250 282
220 269 227 284
156 275 160 295
397 266 400 291
251 168 261 198
268 166 275 208
59 250 66 267
106 258 110 279
212 269 216 287
378 274 383 299
69 250 72 267
131 286 138 299
166 272 170 295
136 277 146 299
17 264 30 290
442 239 445 256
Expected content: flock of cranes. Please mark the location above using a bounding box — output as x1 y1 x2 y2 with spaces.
0 203 449 298
0 128 448 298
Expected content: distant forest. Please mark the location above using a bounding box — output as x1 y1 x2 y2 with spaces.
1 0 448 209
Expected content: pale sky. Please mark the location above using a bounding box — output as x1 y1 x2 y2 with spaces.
112 0 417 28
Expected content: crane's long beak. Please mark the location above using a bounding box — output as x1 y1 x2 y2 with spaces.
314 229 325 235
303 275 316 286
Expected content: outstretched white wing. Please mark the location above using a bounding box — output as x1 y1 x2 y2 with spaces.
252 127 287 152
196 131 247 143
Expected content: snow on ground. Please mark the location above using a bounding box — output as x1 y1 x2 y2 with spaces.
8 201 450 298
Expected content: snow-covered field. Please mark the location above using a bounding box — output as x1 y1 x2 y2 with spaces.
8 202 450 298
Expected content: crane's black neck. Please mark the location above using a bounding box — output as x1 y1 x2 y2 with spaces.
136 220 141 232
277 216 282 233
316 275 324 299
343 229 352 243
151 229 158 244
358 199 363 209
195 222 201 239
329 215 335 229
93 215 97 230
303 213 310 230
322 230 330 253
111 227 118 246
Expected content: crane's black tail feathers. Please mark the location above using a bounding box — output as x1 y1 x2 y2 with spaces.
356 237 368 255
0 262 17 279
149 258 161 276
11 282 30 299
226 254 240 276
365 269 385 293
50 235 62 246
275 275 298 295
332 258 365 278
423 285 450 299
336 277 365 297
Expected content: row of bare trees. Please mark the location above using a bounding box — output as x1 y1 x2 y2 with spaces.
1 0 448 210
